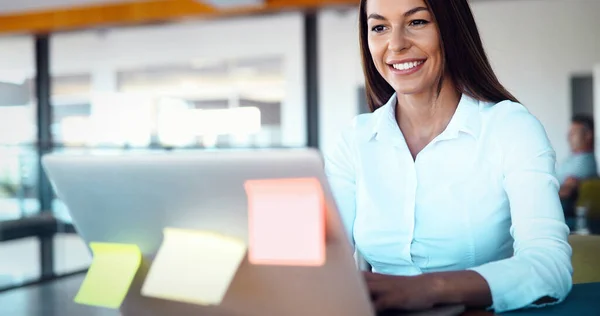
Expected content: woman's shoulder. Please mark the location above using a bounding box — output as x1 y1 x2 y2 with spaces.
480 99 546 134
479 99 553 155
480 99 531 120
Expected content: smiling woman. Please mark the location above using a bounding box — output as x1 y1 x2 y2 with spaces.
359 0 518 112
323 0 573 314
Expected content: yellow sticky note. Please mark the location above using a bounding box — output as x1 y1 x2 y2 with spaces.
74 243 142 309
141 228 247 306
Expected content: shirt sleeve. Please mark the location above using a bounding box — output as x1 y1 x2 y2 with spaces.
468 102 573 313
323 119 358 248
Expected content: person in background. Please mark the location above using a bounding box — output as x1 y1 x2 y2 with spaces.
558 115 598 216
324 0 572 314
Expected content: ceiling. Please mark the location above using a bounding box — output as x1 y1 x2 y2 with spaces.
0 0 512 34
0 0 354 34
0 0 145 14
0 0 273 14
0 0 524 15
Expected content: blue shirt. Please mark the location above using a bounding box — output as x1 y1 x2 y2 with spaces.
323 93 573 313
556 153 597 185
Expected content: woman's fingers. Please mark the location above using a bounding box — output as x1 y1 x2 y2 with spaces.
373 294 391 311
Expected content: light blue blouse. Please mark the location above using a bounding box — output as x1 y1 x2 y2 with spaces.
323 93 573 313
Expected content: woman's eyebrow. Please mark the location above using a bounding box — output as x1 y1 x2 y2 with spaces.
367 13 387 21
367 7 429 21
404 6 429 17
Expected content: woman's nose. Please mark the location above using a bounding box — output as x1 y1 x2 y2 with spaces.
389 28 409 52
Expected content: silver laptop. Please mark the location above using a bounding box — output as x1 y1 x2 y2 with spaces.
42 148 375 316
42 148 465 316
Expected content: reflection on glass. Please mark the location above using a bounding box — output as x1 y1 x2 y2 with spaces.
0 147 39 221
88 93 154 147
156 97 195 147
0 103 36 144
50 57 285 150
117 56 284 148
0 238 40 288
0 67 38 221
52 74 91 146
0 34 42 290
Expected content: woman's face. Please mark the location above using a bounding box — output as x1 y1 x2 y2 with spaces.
365 0 443 96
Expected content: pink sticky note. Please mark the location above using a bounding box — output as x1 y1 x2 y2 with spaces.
244 178 326 266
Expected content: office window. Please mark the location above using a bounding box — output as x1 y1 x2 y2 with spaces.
51 74 92 146
0 35 41 289
0 79 38 221
0 238 40 289
49 12 305 276
116 56 285 148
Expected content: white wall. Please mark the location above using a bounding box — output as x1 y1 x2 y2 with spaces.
472 0 600 162
318 0 600 162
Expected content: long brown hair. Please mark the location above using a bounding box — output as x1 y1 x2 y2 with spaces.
359 0 519 112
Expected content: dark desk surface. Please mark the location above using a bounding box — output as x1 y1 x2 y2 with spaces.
0 274 597 316
464 283 600 316
0 274 116 316
500 282 600 316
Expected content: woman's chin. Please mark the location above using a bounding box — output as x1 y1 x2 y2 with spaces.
392 86 427 96
388 78 443 97
385 78 426 95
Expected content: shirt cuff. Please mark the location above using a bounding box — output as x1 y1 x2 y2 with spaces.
468 263 560 313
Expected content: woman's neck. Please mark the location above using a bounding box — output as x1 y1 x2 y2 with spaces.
395 79 461 141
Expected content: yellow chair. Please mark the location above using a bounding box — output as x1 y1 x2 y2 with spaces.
568 235 600 284
576 179 600 220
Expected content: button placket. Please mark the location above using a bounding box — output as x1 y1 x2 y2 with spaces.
404 154 419 269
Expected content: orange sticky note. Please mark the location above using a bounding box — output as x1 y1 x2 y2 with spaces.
244 177 325 266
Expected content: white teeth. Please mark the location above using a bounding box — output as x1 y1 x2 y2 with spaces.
392 61 423 71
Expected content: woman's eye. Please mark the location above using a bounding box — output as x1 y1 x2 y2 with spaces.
371 25 386 33
409 19 429 27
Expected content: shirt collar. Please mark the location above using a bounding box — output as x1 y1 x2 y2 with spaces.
368 92 482 145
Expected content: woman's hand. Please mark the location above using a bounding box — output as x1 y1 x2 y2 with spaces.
364 270 493 312
364 271 442 312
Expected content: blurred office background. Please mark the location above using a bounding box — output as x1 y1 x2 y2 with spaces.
0 0 599 292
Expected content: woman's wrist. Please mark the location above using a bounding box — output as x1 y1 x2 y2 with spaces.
417 273 449 306
417 271 493 308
